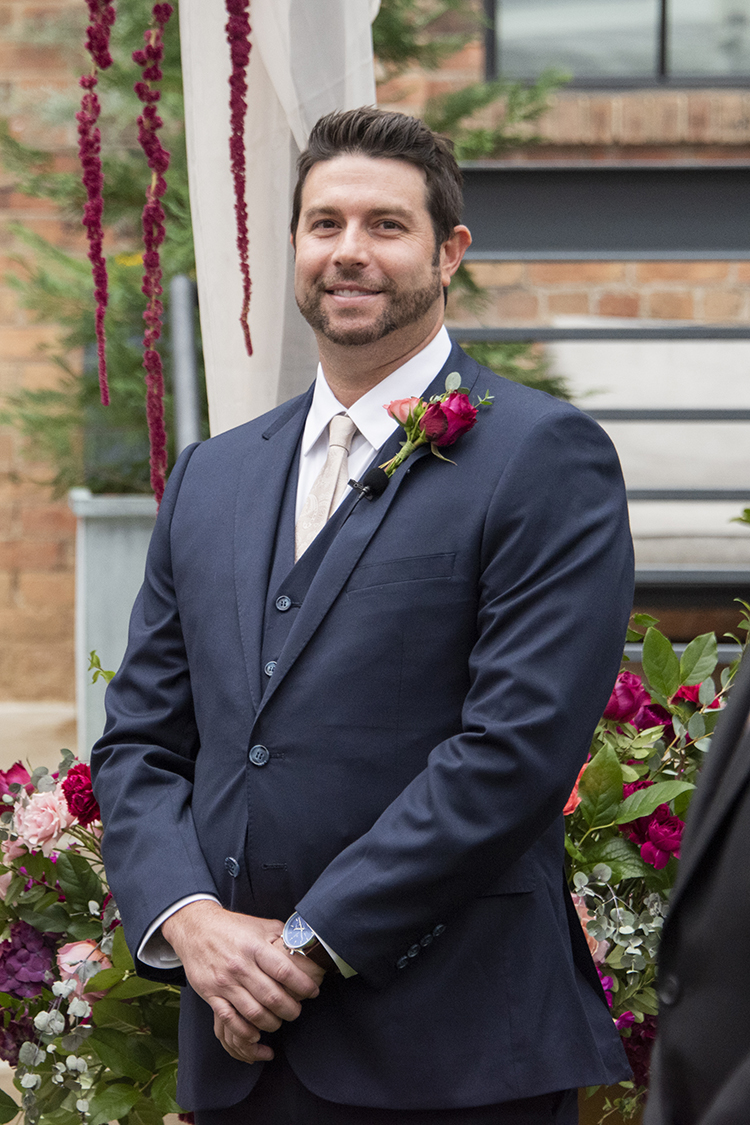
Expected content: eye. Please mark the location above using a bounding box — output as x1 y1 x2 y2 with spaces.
311 218 338 231
378 219 403 231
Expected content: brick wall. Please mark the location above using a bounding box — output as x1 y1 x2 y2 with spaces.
0 0 83 705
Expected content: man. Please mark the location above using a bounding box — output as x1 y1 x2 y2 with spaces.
92 107 634 1123
645 648 750 1125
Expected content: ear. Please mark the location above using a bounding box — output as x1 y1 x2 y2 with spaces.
439 225 472 288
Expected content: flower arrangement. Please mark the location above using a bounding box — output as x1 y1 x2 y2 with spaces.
381 371 493 477
567 610 746 1120
0 752 182 1125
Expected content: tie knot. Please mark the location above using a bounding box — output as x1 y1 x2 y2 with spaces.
328 414 357 452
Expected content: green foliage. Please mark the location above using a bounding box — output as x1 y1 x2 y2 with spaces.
425 68 569 159
0 0 206 495
460 341 572 400
372 0 477 78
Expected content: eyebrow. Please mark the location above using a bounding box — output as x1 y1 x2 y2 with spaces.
302 204 416 222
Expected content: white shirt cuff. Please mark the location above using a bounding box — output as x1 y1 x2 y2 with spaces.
137 893 219 968
312 928 357 978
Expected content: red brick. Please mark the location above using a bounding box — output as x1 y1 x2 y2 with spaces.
0 571 11 605
0 641 74 700
493 289 538 321
467 262 524 287
18 571 74 608
635 261 729 282
597 293 640 318
0 540 64 570
547 292 591 315
20 503 75 538
527 262 626 284
0 604 73 644
647 291 694 320
734 262 750 281
702 290 747 322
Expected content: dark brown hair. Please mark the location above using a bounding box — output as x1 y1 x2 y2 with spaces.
291 107 463 247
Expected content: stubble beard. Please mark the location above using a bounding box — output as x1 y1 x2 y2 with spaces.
297 267 443 347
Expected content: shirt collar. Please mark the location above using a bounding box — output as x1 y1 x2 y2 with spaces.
301 326 453 455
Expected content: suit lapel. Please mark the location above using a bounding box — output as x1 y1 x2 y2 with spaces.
233 390 311 712
255 344 479 718
669 649 750 909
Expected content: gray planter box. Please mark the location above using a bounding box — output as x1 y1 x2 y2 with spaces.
68 489 157 758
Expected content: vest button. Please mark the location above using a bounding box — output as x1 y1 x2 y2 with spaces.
224 856 240 878
249 745 270 767
275 595 292 612
264 661 277 677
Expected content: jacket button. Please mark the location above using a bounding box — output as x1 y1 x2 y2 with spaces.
224 856 240 878
396 956 409 970
249 745 270 767
264 661 277 677
275 595 292 612
420 934 433 948
658 973 681 1006
432 924 446 938
407 944 420 958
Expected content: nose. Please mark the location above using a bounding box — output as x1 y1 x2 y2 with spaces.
332 220 370 268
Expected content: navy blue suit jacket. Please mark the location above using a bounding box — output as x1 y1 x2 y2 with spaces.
92 344 634 1112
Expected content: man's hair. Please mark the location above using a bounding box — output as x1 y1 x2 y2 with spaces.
291 107 463 247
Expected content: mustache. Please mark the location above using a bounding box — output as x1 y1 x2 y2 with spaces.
318 270 395 294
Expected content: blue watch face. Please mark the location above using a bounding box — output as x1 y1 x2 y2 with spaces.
284 912 314 949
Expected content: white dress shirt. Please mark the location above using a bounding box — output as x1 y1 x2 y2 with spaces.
138 326 453 973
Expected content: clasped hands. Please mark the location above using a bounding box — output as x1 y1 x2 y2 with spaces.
162 900 326 1064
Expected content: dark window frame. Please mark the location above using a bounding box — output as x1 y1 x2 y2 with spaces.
484 0 750 88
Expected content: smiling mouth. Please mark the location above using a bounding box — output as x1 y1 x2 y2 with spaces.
326 287 381 298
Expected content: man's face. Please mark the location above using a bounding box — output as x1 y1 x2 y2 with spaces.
293 154 446 348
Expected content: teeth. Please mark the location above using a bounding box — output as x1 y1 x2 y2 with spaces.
330 288 374 296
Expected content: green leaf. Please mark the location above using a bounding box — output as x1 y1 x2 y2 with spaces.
673 788 695 818
89 1027 153 1084
54 851 103 915
698 677 717 705
633 613 659 629
86 966 126 993
586 837 651 882
642 627 680 700
88 1083 142 1125
111 925 135 973
687 712 706 740
564 834 585 864
444 371 462 392
679 633 718 686
107 977 165 999
578 744 623 828
631 986 659 1015
126 1097 164 1125
92 998 144 1033
615 780 695 824
66 917 105 941
150 1065 180 1115
0 1089 19 1125
15 902 70 932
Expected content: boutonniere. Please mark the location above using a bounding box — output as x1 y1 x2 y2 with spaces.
381 372 493 478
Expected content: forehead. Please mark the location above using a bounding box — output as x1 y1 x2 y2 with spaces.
300 153 429 217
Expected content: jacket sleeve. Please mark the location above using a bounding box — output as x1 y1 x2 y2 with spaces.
296 406 634 988
91 443 218 982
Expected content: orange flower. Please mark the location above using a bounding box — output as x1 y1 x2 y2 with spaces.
563 763 587 816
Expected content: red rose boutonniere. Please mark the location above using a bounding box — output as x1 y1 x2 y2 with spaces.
381 373 493 478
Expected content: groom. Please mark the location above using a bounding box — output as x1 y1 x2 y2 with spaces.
92 107 634 1123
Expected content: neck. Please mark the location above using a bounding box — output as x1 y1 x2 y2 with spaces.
317 313 444 409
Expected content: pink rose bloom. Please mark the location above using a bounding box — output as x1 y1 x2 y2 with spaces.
571 893 609 964
385 397 421 426
57 940 112 1001
0 762 32 801
1 837 26 861
603 671 651 723
420 392 477 447
14 784 75 855
0 872 12 900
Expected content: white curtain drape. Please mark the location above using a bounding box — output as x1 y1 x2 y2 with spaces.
179 0 380 435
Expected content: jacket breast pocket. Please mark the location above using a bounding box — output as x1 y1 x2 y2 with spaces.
346 552 456 593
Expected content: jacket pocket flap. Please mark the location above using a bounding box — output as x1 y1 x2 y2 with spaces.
347 552 456 592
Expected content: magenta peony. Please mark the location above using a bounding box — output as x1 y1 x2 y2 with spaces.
61 763 101 828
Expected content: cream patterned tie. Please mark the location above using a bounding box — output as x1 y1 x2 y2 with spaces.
295 414 358 560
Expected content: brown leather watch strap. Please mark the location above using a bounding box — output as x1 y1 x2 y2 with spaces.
303 940 339 973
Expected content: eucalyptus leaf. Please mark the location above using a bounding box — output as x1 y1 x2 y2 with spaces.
444 371 462 392
578 744 623 828
687 712 706 740
615 780 694 824
642 627 680 700
679 633 718 686
695 738 713 753
698 677 717 705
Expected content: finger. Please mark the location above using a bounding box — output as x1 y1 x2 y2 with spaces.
257 940 322 1000
212 1003 276 1064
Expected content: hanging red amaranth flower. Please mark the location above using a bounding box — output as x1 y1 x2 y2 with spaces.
133 3 173 505
77 0 116 406
225 0 253 357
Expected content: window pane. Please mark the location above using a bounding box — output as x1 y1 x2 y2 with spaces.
670 0 750 75
497 0 661 79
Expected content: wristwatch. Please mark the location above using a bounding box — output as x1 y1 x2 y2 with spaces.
282 912 338 973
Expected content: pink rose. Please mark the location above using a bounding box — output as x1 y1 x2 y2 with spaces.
57 940 112 1001
385 397 421 426
571 893 609 964
420 392 477 447
0 762 32 801
1 837 27 861
603 671 651 723
13 784 75 855
0 872 12 900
